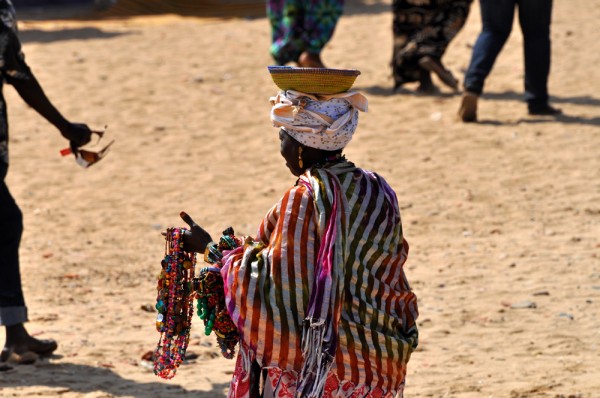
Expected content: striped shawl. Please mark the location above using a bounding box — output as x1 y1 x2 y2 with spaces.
221 160 418 398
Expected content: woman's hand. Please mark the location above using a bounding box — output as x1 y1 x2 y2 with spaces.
180 211 213 253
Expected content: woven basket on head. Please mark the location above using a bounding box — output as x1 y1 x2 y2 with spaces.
268 66 361 95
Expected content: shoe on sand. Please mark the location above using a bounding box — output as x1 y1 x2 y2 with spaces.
458 91 479 122
28 339 57 356
0 338 57 364
529 104 562 116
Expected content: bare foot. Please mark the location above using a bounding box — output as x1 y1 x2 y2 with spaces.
298 52 325 68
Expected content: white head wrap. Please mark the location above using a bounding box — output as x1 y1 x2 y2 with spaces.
270 90 368 151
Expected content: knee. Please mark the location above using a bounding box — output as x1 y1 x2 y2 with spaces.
482 25 512 42
521 26 551 42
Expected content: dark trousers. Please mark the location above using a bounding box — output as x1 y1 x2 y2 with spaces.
0 179 27 326
463 0 553 107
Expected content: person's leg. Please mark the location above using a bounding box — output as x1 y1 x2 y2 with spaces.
0 181 57 363
438 0 472 51
0 180 27 328
416 1 470 90
391 1 423 89
517 0 560 114
416 69 437 94
268 0 305 65
463 0 516 94
300 0 345 67
460 0 515 121
418 56 458 90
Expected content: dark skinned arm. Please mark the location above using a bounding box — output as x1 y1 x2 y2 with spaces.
11 75 91 148
0 14 92 149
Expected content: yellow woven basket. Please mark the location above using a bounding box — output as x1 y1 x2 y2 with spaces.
268 66 361 94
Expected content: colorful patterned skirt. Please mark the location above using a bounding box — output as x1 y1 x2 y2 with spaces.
228 354 405 398
267 0 345 65
392 0 472 87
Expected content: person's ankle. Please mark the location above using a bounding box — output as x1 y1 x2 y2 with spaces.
4 323 29 346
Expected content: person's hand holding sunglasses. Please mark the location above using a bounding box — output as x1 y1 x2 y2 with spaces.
59 121 93 150
60 125 114 168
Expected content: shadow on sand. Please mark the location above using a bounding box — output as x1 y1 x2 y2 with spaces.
481 90 600 126
356 84 461 98
0 361 229 398
481 90 600 107
359 86 600 127
345 0 391 16
19 27 131 43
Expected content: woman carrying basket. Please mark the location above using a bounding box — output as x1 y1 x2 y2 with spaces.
179 67 419 398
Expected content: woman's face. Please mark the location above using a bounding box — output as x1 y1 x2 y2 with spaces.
279 129 303 176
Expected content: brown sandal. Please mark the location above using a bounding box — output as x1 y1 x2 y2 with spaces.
458 91 479 123
0 349 38 365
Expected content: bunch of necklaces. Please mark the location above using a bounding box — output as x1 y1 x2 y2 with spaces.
196 227 242 359
154 227 196 379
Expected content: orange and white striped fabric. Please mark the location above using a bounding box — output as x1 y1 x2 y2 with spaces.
221 160 418 398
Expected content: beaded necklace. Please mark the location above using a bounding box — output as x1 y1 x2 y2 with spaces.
154 227 196 379
197 227 241 359
154 227 241 378
316 153 345 167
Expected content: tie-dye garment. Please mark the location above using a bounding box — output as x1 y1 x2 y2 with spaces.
221 160 419 398
267 0 345 65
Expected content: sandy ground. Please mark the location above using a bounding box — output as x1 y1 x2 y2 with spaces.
0 0 599 397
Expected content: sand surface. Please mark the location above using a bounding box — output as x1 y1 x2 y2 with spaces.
1 0 599 397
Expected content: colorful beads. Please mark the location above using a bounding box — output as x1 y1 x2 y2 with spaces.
154 227 196 380
196 227 241 359
153 226 241 378
203 227 243 266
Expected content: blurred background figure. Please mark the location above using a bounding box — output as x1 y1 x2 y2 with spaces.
267 0 344 68
458 0 560 122
392 0 472 94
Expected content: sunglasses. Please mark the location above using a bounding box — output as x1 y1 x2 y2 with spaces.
60 128 114 168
